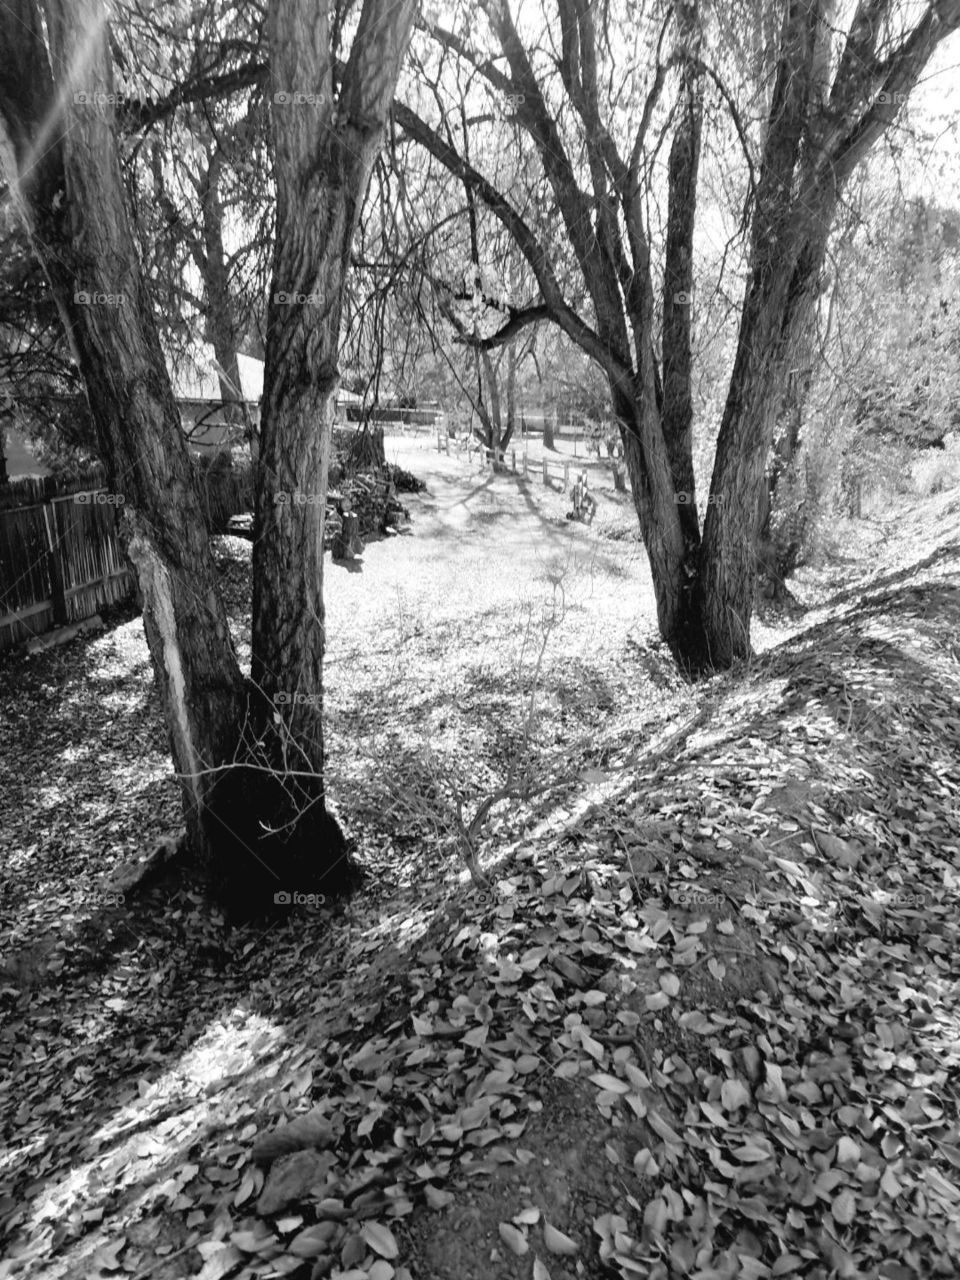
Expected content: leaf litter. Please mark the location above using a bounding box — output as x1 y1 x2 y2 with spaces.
0 445 958 1279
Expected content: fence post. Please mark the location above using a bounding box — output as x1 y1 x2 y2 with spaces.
522 452 528 478
445 434 450 456
437 429 442 454
511 450 516 473
563 462 570 491
42 502 68 625
542 458 548 486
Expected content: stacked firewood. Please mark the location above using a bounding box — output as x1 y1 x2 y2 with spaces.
331 470 410 560
226 466 410 553
344 471 410 536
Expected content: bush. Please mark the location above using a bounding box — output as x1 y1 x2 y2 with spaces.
912 447 960 497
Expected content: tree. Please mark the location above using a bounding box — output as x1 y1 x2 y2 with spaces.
0 0 247 861
0 0 416 909
228 0 416 897
396 0 960 671
143 136 260 450
0 213 97 473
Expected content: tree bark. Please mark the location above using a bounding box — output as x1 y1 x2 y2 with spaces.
480 346 502 460
503 339 517 453
697 0 835 664
698 226 832 661
656 0 706 667
239 0 415 904
0 0 246 854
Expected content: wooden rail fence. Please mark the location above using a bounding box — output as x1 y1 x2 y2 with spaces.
436 432 575 491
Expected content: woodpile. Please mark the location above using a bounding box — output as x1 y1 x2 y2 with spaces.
331 470 411 560
227 467 411 559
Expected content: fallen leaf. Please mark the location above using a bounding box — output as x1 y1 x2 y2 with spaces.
543 1221 578 1256
498 1222 529 1256
361 1222 399 1260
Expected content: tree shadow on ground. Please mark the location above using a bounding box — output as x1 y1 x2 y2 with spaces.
0 852 363 1273
541 569 960 886
815 539 960 613
5 558 960 1276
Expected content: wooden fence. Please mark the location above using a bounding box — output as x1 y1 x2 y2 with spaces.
0 468 132 652
436 432 578 490
345 406 440 429
0 463 253 653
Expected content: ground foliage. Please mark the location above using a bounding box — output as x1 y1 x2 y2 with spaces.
1 442 959 1279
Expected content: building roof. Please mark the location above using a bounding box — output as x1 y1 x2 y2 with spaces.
173 351 264 402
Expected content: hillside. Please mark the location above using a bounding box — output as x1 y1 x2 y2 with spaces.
1 436 959 1280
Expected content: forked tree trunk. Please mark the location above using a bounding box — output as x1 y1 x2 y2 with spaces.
223 0 415 909
0 0 246 855
402 0 960 675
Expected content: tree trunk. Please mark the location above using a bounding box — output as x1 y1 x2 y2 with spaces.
699 224 832 661
480 346 502 462
543 410 556 451
0 0 246 856
502 339 517 452
197 151 257 458
395 0 960 674
651 5 708 671
694 0 837 665
756 355 810 601
238 0 415 908
615 377 709 671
